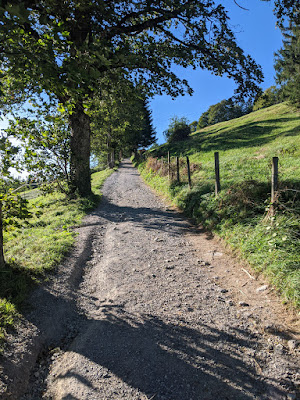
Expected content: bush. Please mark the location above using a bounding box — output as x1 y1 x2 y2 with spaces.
164 116 191 143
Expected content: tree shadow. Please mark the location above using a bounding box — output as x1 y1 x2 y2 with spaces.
166 177 300 232
51 305 289 399
85 199 190 235
153 116 300 156
2 160 297 399
0 261 38 313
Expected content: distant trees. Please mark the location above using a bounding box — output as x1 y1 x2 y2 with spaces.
274 14 300 107
252 86 281 111
90 83 156 166
189 121 198 133
1 0 267 196
140 101 157 149
164 117 191 143
197 98 252 129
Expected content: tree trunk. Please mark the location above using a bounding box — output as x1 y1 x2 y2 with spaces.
0 201 5 269
111 150 115 168
69 101 91 196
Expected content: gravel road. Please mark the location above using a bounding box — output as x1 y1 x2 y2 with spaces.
2 160 299 399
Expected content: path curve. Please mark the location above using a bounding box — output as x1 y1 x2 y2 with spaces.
13 160 300 399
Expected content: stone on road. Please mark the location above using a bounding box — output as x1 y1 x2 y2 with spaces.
26 161 300 399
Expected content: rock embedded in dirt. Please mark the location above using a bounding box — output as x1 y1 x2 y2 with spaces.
256 285 269 292
239 301 250 307
287 340 299 351
220 288 229 293
2 160 300 400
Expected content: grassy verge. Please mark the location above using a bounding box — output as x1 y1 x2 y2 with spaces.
138 103 300 308
0 168 114 348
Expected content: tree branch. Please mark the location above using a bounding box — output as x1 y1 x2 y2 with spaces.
103 0 196 40
233 1 249 11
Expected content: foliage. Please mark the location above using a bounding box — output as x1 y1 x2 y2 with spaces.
252 86 281 111
267 0 300 27
197 98 252 129
0 129 19 176
140 103 300 307
0 111 72 270
0 130 31 268
0 190 32 228
0 0 268 195
164 116 191 143
5 115 71 192
0 168 113 349
274 14 300 107
139 100 157 149
91 83 156 166
189 121 198 133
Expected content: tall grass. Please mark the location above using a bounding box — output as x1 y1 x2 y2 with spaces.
139 103 300 308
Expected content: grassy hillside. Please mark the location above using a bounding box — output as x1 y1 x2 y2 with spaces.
0 168 114 349
138 103 300 307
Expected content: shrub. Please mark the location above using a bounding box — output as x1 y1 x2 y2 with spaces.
164 116 191 143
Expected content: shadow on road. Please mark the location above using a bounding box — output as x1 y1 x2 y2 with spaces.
17 161 291 400
49 303 289 400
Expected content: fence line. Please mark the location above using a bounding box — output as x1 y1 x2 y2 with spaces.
186 156 192 189
214 152 221 197
147 153 281 208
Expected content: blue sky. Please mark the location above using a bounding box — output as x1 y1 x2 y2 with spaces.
150 0 283 144
0 1 283 144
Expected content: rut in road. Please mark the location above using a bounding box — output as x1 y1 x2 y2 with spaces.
23 160 299 400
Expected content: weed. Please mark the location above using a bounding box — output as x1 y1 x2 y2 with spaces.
0 168 114 349
139 103 300 308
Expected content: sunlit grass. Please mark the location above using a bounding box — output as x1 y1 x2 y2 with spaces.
140 103 300 308
0 168 114 349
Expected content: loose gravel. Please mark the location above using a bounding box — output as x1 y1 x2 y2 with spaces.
1 160 299 399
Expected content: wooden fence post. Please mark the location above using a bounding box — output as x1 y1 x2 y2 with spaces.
176 156 180 183
168 151 171 180
271 156 279 215
186 156 192 189
214 152 221 196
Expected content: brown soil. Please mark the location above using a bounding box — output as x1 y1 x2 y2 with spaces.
0 160 299 400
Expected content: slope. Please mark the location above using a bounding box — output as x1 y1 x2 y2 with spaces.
138 103 300 307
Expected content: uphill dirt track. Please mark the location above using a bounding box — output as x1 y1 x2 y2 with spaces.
2 160 300 400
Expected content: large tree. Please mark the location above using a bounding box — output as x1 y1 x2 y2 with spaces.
1 0 297 195
274 13 300 107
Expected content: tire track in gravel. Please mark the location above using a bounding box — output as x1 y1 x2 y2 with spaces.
22 160 299 400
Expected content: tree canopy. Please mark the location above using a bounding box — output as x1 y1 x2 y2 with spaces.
252 86 281 111
274 13 300 107
164 116 191 143
197 98 251 129
90 84 156 165
0 0 267 195
0 0 297 195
